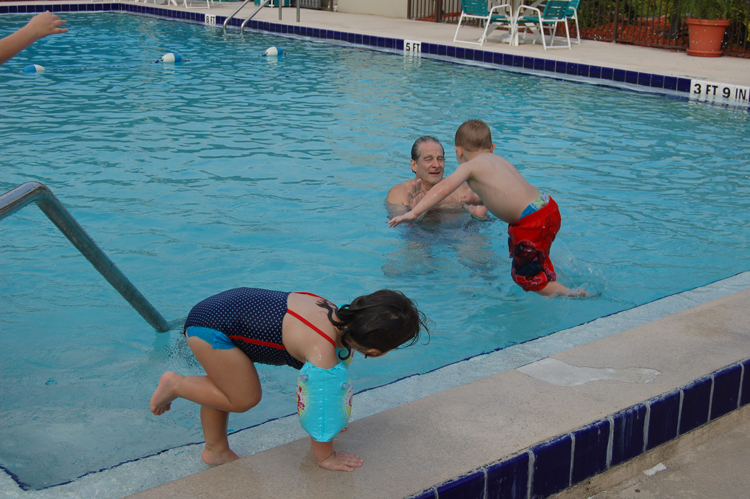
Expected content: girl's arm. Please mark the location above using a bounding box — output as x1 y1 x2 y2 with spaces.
388 165 471 227
311 438 363 472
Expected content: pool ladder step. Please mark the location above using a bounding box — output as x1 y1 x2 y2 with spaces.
0 182 182 333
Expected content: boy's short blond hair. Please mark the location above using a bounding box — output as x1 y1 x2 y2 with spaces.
455 119 492 151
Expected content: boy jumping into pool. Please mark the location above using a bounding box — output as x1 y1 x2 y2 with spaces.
389 119 584 297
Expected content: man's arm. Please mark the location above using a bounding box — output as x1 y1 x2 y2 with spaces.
0 12 68 66
388 165 471 227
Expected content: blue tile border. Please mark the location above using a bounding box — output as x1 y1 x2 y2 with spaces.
436 470 485 499
647 389 681 450
711 364 742 420
408 359 750 499
486 452 529 499
531 435 572 497
571 420 609 484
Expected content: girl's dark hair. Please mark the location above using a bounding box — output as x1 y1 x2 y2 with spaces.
318 289 430 360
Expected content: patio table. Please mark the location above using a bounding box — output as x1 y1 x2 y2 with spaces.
492 0 545 46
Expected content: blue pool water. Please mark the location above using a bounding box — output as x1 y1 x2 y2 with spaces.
1 11 749 490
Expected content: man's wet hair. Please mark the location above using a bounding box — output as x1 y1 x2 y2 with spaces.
411 136 444 162
455 119 493 151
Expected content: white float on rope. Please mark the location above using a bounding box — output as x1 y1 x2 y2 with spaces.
161 53 183 63
23 64 45 73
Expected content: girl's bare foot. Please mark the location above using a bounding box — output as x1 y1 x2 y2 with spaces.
201 446 240 466
150 371 182 415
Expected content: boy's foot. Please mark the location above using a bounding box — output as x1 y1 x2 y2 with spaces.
150 371 181 415
201 447 240 466
536 281 588 298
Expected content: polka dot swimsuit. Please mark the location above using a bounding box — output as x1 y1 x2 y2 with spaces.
184 287 313 369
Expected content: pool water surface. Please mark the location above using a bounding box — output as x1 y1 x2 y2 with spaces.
1 11 749 490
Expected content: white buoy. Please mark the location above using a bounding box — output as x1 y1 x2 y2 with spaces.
263 46 280 57
23 64 45 73
161 53 183 63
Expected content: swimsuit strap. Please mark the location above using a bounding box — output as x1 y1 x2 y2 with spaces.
295 292 326 300
288 292 336 347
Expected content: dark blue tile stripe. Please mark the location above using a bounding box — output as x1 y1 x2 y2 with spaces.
409 359 748 499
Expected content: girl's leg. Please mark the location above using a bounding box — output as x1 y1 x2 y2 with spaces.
150 336 262 465
151 336 262 413
200 406 239 465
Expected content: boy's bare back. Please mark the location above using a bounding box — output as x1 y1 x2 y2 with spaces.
458 152 540 224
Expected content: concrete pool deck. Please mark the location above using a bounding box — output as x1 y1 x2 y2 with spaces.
1 2 749 497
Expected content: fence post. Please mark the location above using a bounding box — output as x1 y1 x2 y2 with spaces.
436 0 443 22
612 0 620 43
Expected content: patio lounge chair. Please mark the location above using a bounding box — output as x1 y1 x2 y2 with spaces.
516 0 572 49
453 0 514 46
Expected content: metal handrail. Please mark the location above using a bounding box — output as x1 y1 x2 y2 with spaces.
223 0 269 30
224 0 301 33
0 182 181 333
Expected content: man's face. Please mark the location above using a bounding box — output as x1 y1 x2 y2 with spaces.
411 141 445 189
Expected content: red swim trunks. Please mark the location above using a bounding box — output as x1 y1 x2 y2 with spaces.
507 197 561 292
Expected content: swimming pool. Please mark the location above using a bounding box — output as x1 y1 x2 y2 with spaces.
1 10 749 490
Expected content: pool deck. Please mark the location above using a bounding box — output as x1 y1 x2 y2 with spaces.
2 2 750 498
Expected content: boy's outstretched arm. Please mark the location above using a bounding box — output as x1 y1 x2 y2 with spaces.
311 438 363 472
388 166 470 227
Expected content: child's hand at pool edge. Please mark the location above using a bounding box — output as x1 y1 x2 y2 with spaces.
312 439 363 472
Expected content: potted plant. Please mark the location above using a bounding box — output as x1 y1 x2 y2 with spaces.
677 0 745 56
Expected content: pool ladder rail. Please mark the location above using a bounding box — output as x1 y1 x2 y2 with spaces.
223 0 302 32
0 182 183 333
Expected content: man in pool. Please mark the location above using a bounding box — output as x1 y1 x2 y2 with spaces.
389 120 586 297
387 136 487 220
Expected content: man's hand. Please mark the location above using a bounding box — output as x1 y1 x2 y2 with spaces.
459 188 483 205
467 204 488 219
406 179 425 210
318 450 364 472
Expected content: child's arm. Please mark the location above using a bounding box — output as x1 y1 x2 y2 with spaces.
0 12 68 66
311 438 363 472
388 165 471 227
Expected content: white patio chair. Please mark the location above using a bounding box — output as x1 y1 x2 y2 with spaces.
516 0 572 49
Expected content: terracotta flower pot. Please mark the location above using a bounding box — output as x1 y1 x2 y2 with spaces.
685 18 731 57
